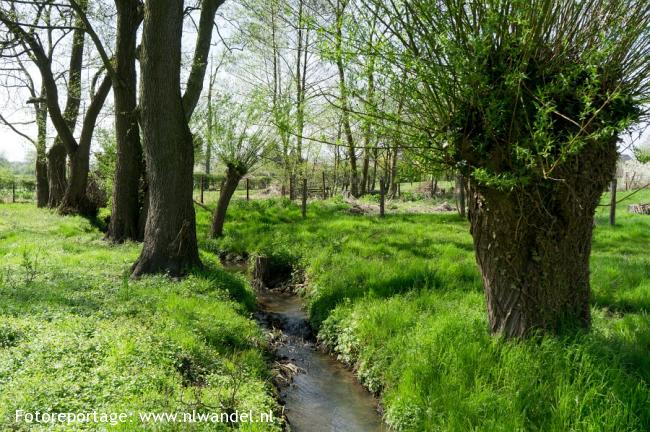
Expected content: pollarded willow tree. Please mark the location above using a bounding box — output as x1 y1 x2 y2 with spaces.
208 95 273 237
368 0 650 337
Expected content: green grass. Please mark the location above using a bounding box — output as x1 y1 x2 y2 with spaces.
204 191 650 431
0 205 282 431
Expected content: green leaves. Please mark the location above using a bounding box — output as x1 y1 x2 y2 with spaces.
368 0 650 189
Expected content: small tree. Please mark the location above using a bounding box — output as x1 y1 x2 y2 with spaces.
210 95 272 237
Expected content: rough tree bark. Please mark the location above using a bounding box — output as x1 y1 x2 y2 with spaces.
35 154 49 208
468 142 617 338
46 143 67 207
211 166 244 238
33 81 49 207
107 0 144 242
132 0 201 277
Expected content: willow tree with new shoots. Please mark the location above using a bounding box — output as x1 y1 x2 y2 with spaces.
369 0 650 337
209 96 272 237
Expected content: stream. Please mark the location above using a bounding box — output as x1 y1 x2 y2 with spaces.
224 261 384 432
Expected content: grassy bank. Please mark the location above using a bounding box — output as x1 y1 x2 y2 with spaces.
0 205 282 431
203 192 650 431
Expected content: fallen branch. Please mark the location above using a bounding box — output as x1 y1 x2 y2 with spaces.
193 200 213 212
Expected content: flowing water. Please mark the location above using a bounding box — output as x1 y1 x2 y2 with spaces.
224 262 384 432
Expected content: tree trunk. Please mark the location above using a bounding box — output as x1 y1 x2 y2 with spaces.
35 97 49 207
46 142 67 208
132 0 201 277
137 183 149 241
301 177 307 218
370 148 378 192
44 15 84 210
59 75 112 217
467 144 617 337
107 0 144 243
379 177 385 218
335 0 358 198
59 149 93 216
361 150 370 196
211 168 242 238
35 155 49 208
182 0 225 120
294 0 307 171
389 147 399 198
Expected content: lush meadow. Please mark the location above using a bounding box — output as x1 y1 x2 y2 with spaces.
0 205 281 431
1 189 648 431
203 191 650 431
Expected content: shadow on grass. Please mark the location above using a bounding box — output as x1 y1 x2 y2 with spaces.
190 260 257 312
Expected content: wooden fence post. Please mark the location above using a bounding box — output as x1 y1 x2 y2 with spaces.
322 172 327 199
457 174 466 218
379 177 385 218
610 178 617 226
12 181 16 203
302 178 307 218
246 178 250 201
200 175 205 204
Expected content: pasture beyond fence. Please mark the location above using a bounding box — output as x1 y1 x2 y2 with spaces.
0 179 35 203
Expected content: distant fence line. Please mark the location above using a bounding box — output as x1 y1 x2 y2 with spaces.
617 160 650 191
0 179 36 203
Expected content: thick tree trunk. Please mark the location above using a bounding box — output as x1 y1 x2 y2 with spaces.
468 144 617 337
107 0 144 243
35 97 49 207
35 155 48 208
137 183 149 241
46 142 67 208
132 0 201 277
211 169 242 238
59 149 93 216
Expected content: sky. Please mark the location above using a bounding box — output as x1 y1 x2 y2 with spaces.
0 117 36 162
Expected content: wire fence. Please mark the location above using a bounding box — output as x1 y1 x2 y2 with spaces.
0 180 36 204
